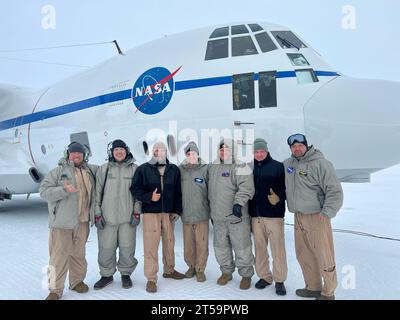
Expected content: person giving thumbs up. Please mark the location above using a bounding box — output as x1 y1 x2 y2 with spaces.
267 188 280 206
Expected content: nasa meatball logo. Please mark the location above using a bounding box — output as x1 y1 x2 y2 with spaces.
132 66 181 115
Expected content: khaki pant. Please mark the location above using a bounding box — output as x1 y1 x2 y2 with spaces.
295 213 337 297
183 221 209 272
252 217 288 283
48 222 89 297
143 213 175 283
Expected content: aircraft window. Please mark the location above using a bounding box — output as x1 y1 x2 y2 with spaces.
232 73 255 110
259 71 277 108
248 24 263 32
29 167 42 183
205 38 229 60
295 69 319 84
210 27 229 38
255 32 277 53
287 53 310 66
271 31 307 49
70 132 92 156
231 25 249 35
143 141 149 155
232 36 258 57
167 134 177 156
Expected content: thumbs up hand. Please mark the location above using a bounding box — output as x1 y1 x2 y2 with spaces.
267 188 280 206
64 180 77 193
151 188 161 202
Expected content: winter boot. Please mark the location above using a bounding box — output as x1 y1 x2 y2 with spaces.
94 276 113 290
45 292 60 300
240 277 252 290
163 270 185 280
196 271 206 282
255 278 271 289
217 273 233 285
296 288 321 298
121 275 133 289
146 281 157 293
71 281 89 293
275 282 287 296
185 267 196 278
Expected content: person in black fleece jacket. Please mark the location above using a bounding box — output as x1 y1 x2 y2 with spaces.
249 138 288 296
130 141 184 293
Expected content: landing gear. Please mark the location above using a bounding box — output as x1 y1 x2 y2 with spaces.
0 193 12 201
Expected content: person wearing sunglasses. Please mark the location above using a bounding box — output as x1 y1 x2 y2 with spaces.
284 133 343 300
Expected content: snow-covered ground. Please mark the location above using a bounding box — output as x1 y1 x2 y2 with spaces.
0 165 399 300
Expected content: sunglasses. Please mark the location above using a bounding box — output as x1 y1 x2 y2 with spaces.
287 133 307 146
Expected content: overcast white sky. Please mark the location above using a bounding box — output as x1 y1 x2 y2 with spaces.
0 0 399 88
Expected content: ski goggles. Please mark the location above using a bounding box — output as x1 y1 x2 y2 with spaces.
287 133 307 146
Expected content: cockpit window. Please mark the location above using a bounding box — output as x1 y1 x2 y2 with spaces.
206 23 281 61
205 38 229 60
248 24 263 32
210 27 229 38
255 32 277 53
231 25 249 35
287 53 310 66
295 69 318 84
232 73 255 110
259 71 277 108
232 36 258 57
271 31 307 49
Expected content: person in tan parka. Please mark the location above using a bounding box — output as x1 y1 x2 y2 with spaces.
284 133 343 300
179 141 210 282
39 141 97 300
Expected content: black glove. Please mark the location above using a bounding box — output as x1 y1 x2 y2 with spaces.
95 215 105 230
232 204 242 218
169 213 180 223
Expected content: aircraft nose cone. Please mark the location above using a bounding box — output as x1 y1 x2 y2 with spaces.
304 76 400 177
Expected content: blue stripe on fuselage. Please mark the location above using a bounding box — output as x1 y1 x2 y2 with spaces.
0 71 339 131
0 90 132 131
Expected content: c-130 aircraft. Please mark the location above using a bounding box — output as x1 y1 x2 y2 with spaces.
1 22 399 201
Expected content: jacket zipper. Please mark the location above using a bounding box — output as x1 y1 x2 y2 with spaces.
293 159 298 212
160 166 164 213
53 201 60 215
256 162 261 216
117 164 121 219
189 168 194 220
